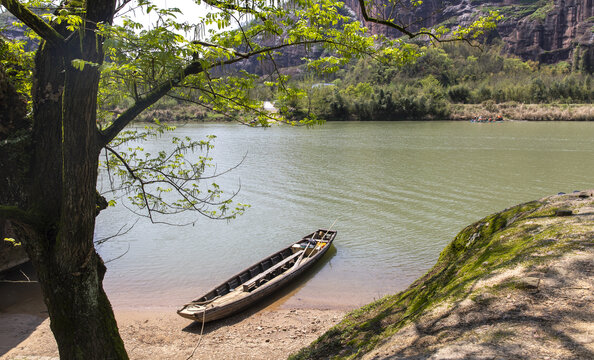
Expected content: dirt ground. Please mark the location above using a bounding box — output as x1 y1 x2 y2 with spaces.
361 249 594 359
1 306 346 360
360 195 594 360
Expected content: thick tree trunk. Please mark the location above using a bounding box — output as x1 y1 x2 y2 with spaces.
2 39 127 357
23 229 127 359
19 1 128 358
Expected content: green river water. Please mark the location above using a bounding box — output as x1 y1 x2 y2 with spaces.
95 121 594 310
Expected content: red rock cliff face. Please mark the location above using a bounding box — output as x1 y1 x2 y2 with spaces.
502 0 593 63
342 0 594 65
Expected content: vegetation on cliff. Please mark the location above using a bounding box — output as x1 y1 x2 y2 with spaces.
129 42 593 123
273 43 593 121
291 190 594 359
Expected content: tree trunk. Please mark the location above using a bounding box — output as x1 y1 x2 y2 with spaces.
21 1 128 358
24 229 127 359
2 36 127 357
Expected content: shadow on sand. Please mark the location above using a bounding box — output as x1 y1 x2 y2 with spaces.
0 262 47 357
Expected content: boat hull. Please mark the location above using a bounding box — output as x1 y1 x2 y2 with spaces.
177 229 336 323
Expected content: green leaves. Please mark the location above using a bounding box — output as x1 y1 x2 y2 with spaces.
451 10 503 40
3 237 21 246
102 126 248 223
0 37 34 112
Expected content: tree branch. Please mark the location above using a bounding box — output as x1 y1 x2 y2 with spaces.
356 0 472 44
0 0 66 49
104 146 155 222
357 0 415 37
192 40 250 58
99 71 192 147
99 39 327 147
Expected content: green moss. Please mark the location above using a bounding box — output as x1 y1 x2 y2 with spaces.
529 1 554 21
290 197 592 359
484 329 516 342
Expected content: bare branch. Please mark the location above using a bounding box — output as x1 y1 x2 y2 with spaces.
103 243 130 264
94 219 138 245
114 0 134 15
164 93 252 126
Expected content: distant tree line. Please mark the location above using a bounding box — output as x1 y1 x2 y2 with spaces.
273 43 593 121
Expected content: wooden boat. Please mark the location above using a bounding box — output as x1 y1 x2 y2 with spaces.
177 229 337 323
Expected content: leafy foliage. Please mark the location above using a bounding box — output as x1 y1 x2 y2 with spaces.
102 124 249 223
0 37 33 111
277 42 592 121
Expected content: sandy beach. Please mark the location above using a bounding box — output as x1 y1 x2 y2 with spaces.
1 308 347 360
0 264 348 360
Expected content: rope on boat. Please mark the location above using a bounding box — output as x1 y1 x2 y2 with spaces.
186 306 206 360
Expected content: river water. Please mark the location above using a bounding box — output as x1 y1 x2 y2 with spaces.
95 121 594 310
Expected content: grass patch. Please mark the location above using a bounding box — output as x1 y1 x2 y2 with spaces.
451 103 594 121
529 1 554 21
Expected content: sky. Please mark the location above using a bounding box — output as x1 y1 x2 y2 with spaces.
118 0 212 28
116 0 225 39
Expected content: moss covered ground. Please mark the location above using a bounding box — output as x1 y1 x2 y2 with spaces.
290 191 594 359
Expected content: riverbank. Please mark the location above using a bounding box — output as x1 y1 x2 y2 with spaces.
128 102 593 123
0 263 348 359
292 190 594 359
2 190 592 359
450 102 594 121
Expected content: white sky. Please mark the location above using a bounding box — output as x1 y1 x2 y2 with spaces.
118 0 214 28
116 0 227 39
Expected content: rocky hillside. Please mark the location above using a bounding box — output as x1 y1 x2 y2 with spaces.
291 190 594 359
344 0 593 66
235 0 593 75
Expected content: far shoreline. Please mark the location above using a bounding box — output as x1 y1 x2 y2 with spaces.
128 102 593 123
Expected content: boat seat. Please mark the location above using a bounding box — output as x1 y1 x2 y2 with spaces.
249 267 260 278
242 250 304 292
261 259 272 271
270 255 281 265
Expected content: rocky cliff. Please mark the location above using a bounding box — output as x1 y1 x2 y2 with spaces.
233 0 593 75
501 0 593 65
343 0 594 66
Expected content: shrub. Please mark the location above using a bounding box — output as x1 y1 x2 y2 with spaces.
448 84 472 103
